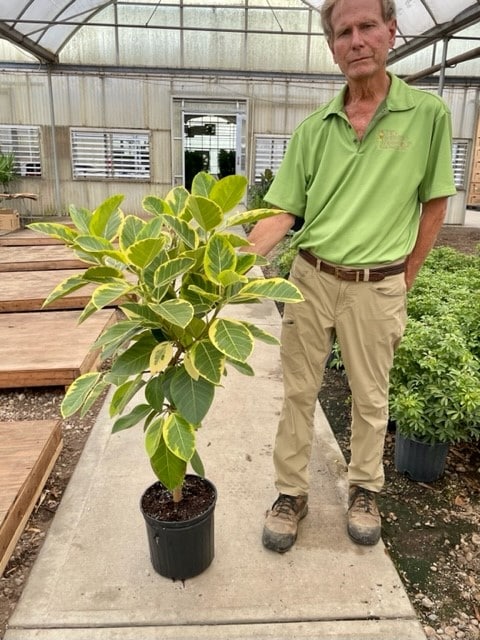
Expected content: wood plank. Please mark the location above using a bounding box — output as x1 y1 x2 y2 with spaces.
0 245 86 272
0 420 63 575
0 228 63 246
0 270 91 312
0 270 130 313
0 309 117 388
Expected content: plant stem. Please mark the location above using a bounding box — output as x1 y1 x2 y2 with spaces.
172 485 183 503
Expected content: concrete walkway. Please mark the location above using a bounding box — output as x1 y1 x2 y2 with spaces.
5 296 426 640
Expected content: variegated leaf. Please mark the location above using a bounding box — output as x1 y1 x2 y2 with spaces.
171 366 215 424
91 281 133 310
164 413 195 462
225 208 285 228
149 435 186 491
149 341 174 374
119 215 146 251
191 171 216 197
151 299 194 328
204 235 236 282
61 372 102 417
185 195 223 231
209 318 253 363
126 237 168 269
42 273 87 307
28 222 78 244
145 418 165 458
209 174 247 213
161 214 198 249
90 195 124 238
190 340 225 384
153 256 195 288
233 278 304 303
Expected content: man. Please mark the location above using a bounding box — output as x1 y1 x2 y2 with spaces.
247 0 456 552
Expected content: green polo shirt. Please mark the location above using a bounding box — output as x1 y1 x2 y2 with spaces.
265 73 457 266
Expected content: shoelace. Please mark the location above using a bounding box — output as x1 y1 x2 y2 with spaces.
273 494 300 516
351 487 376 513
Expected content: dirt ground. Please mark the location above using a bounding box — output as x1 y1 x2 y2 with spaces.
0 224 479 640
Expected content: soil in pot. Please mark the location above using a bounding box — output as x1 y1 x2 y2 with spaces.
141 474 216 521
140 474 217 580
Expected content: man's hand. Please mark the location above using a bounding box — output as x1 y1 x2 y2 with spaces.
405 197 448 290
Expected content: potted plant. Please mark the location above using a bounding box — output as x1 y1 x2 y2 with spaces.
389 314 480 482
389 247 480 482
0 151 18 193
29 172 303 579
0 151 21 230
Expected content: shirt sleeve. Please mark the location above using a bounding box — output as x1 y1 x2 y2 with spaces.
418 99 457 203
264 129 310 217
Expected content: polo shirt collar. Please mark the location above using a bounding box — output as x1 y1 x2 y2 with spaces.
322 72 415 120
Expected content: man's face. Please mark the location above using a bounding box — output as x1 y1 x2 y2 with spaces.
329 0 397 82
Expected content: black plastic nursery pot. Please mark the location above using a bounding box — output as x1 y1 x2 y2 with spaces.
394 429 449 483
140 475 217 580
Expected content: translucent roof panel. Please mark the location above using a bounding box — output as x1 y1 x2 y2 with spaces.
0 0 109 62
0 0 478 77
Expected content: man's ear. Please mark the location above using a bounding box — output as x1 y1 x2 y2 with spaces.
388 18 397 49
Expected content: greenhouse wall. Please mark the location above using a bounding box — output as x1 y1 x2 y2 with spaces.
0 68 476 221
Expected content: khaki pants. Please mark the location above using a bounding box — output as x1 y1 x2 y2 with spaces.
274 254 407 495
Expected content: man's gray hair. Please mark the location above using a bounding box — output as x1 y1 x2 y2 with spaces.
320 0 397 44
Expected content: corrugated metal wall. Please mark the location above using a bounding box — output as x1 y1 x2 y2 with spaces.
441 85 479 223
0 68 476 223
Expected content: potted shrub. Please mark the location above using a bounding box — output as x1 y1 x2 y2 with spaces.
389 314 480 482
0 151 18 193
247 168 274 210
389 247 480 482
29 172 303 579
0 151 21 230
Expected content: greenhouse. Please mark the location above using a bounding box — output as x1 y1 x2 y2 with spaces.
0 0 478 222
1 3 480 640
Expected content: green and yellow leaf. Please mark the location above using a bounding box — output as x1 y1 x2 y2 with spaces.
209 318 253 362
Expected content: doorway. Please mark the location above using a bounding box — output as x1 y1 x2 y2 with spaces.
172 99 247 189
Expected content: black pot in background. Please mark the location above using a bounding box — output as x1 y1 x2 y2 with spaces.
140 476 217 580
394 429 449 483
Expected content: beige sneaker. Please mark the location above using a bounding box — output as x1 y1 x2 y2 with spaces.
347 485 381 546
262 493 308 553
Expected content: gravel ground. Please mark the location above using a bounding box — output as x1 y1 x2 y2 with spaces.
321 370 480 640
0 387 106 638
1 223 479 639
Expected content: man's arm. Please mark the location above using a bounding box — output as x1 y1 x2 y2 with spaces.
245 211 297 257
405 197 449 290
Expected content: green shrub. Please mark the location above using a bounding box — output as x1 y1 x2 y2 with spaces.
389 246 480 444
247 169 274 210
0 152 18 192
263 240 480 445
389 314 480 444
407 247 480 358
269 236 296 278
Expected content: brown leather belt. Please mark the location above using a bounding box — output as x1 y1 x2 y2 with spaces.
299 249 405 282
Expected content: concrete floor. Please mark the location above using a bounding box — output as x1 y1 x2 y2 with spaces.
4 295 427 640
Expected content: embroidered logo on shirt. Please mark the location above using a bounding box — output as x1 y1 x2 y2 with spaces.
377 129 411 150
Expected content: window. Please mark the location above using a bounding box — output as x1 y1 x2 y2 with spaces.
253 136 290 182
452 139 470 191
0 125 41 177
71 129 150 180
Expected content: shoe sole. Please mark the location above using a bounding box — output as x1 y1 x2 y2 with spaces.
347 525 381 546
262 504 308 553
